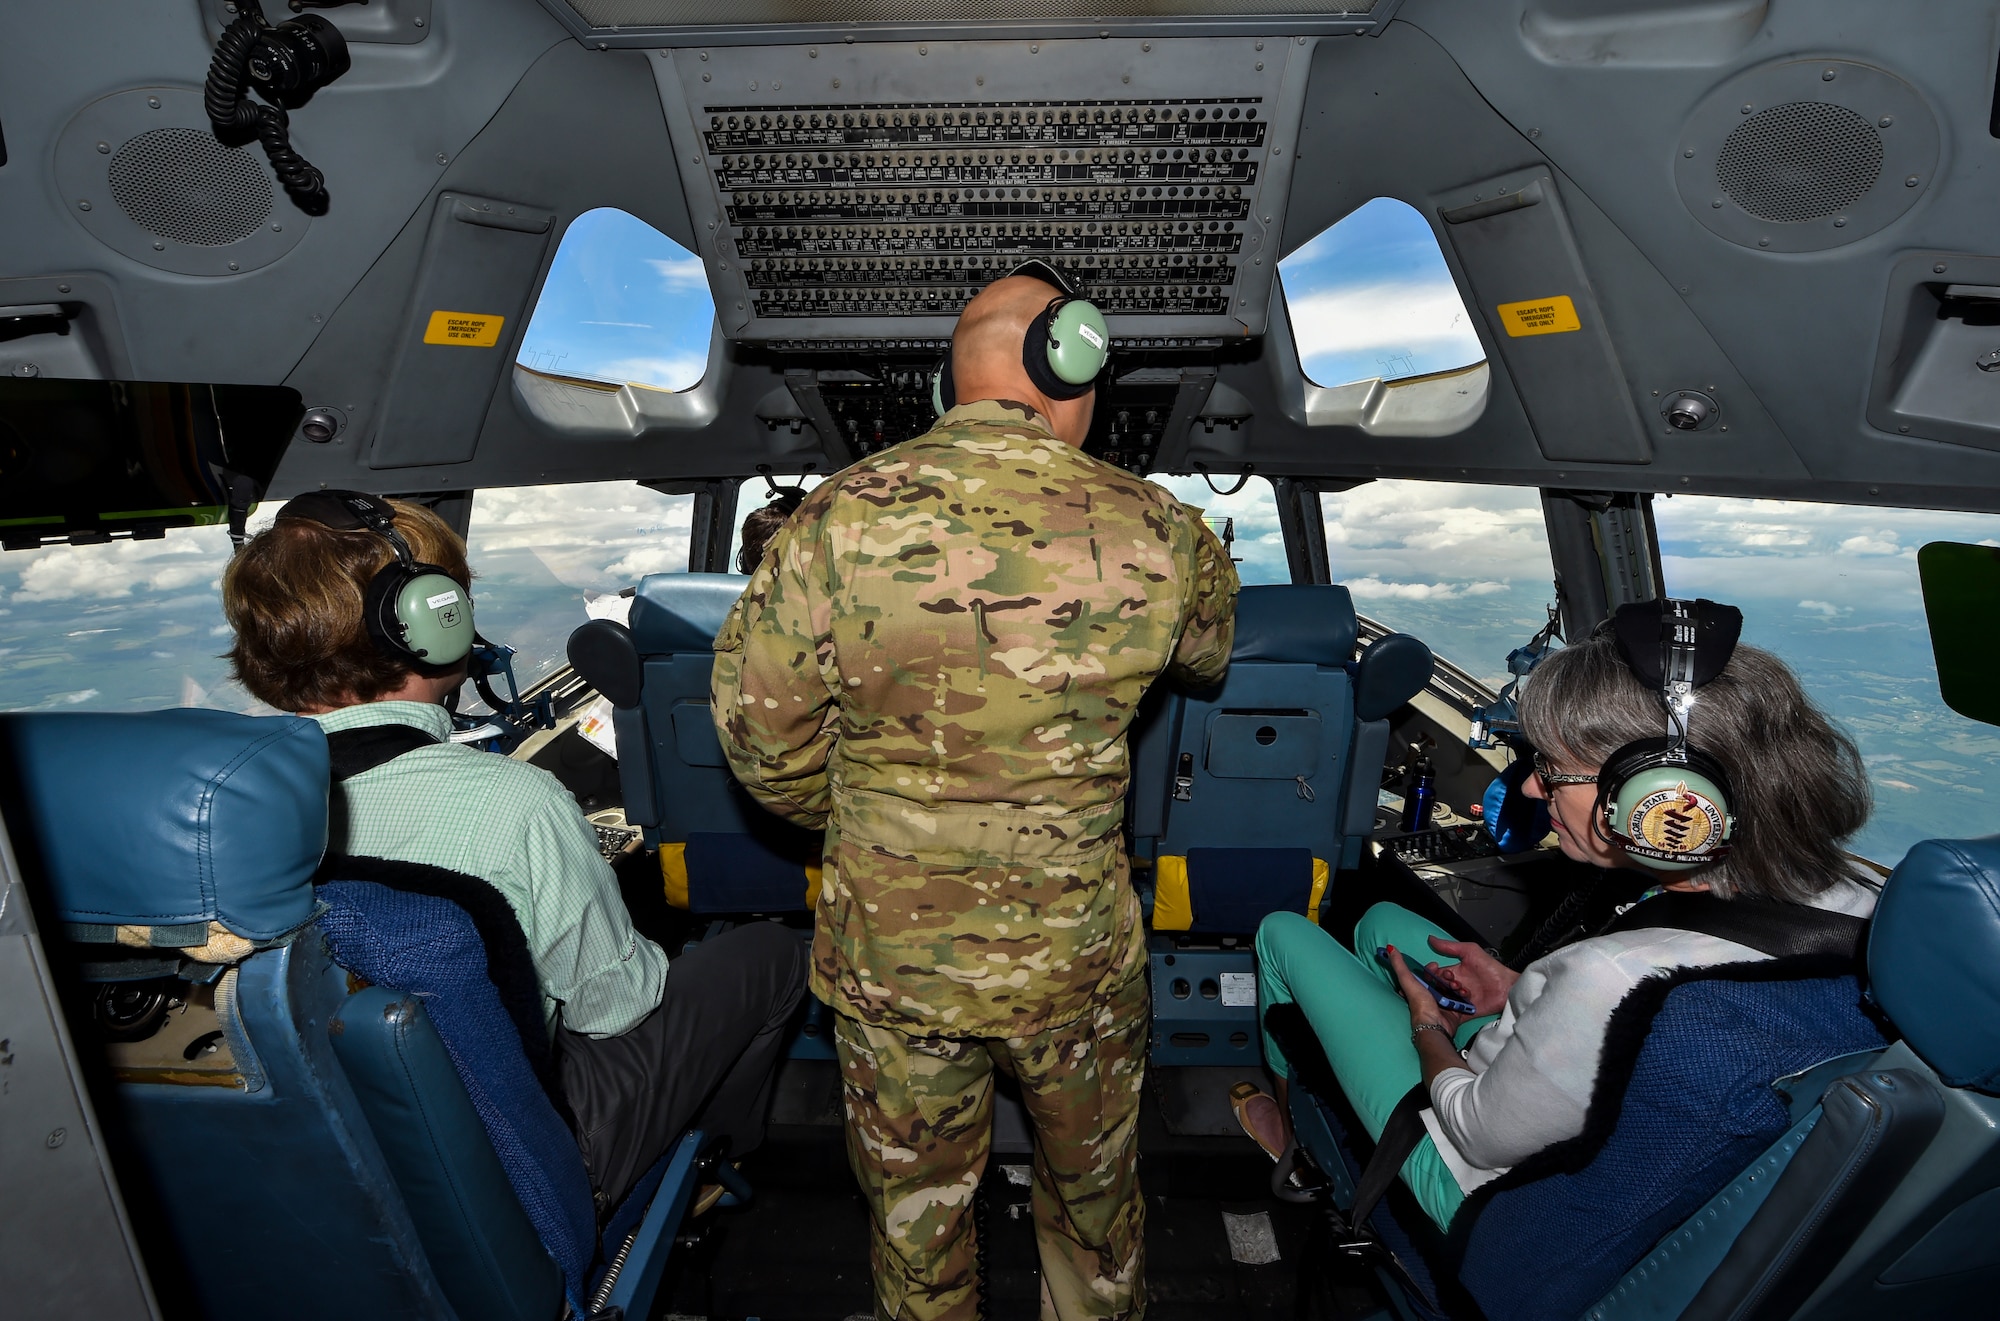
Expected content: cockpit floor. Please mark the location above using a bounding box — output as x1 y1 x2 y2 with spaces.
652 1060 1395 1321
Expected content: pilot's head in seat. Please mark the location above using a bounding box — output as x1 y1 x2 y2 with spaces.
221 492 806 1217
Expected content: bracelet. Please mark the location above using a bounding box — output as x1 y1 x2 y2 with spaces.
1411 1022 1452 1045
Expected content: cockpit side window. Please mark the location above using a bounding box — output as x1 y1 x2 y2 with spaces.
1278 197 1484 389
466 482 696 690
1653 494 2000 867
1321 480 1556 689
516 208 715 393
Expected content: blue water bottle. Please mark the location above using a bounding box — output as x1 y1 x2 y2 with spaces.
1400 755 1436 833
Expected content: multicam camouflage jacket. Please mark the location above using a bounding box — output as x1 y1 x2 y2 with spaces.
713 398 1239 1035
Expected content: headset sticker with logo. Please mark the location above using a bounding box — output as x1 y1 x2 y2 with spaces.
1626 782 1727 857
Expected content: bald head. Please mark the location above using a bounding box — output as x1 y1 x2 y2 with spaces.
949 275 1096 447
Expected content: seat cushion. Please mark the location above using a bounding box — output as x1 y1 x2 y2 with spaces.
1451 969 1887 1321
1152 848 1328 933
0 709 327 943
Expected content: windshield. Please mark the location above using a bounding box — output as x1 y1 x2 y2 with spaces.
0 513 276 714
1654 494 2000 867
466 482 696 690
1322 480 1557 688
1149 476 1288 586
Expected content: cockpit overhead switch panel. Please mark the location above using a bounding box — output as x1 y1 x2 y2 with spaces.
655 39 1313 345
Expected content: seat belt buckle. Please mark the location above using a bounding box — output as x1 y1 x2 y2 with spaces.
1172 752 1195 802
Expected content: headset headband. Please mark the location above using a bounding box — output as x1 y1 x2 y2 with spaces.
1610 597 1742 756
276 489 416 566
1008 258 1082 297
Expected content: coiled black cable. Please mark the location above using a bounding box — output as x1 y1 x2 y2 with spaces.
204 10 330 216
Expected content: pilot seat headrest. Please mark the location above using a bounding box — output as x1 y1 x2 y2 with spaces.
629 573 751 655
1230 585 1359 666
1869 834 2000 1094
0 709 329 949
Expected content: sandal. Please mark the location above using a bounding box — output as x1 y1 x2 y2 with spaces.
1230 1081 1287 1162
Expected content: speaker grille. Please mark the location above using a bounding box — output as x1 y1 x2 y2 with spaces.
1715 101 1882 223
108 128 273 247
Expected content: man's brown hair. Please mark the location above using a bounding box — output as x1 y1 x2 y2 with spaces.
222 497 473 713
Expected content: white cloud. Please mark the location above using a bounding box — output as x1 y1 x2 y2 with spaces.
646 256 711 294
1344 576 1508 600
1320 480 1554 587
1798 600 1851 617
605 544 696 579
1838 531 1903 556
10 530 231 603
1286 280 1484 363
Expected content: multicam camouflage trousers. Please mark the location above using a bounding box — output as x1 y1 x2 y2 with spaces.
833 961 1150 1321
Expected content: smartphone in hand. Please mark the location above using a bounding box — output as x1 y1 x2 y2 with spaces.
1375 946 1478 1016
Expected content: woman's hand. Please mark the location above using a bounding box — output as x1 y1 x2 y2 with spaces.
1388 944 1476 1086
1386 944 1471 1034
1422 937 1519 1018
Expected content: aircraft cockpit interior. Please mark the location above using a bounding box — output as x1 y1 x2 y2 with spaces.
7 2 2000 1319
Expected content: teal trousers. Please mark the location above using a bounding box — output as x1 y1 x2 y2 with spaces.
1255 904 1498 1230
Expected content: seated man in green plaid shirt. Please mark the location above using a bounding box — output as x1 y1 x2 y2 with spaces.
221 491 806 1215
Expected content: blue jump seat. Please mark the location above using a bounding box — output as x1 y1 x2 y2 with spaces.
569 572 821 915
0 708 714 1321
1129 583 1432 1065
1284 834 2000 1320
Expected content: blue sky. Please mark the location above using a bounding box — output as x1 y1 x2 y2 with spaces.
4 199 1996 868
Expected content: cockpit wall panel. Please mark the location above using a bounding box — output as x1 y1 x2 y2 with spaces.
0 0 567 394
1393 0 2000 508
274 37 720 494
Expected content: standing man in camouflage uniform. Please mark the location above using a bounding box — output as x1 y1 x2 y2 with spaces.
713 268 1238 1320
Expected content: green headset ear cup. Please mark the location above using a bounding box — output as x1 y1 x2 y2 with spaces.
367 566 474 667
933 361 947 417
1600 742 1735 872
1045 298 1109 385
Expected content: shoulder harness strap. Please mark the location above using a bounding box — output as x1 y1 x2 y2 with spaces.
1599 892 1866 963
325 723 442 782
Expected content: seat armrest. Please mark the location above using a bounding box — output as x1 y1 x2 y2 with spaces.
1683 1068 1945 1321
568 620 643 709
1351 634 1434 722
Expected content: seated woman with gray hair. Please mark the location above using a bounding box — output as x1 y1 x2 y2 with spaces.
1233 598 1880 1237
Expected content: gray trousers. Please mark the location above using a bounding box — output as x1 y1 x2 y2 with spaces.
557 920 808 1213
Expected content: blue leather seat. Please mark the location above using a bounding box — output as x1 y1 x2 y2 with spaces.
0 708 705 1321
573 572 820 914
1129 584 1430 1067
1131 584 1432 932
1284 833 2000 1320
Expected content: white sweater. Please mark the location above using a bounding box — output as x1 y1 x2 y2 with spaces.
1422 875 1880 1193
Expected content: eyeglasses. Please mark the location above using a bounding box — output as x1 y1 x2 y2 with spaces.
1532 752 1599 793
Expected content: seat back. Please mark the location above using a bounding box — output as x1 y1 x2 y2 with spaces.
597 572 820 913
1133 585 1429 933
0 709 565 1321
1586 835 2000 1321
